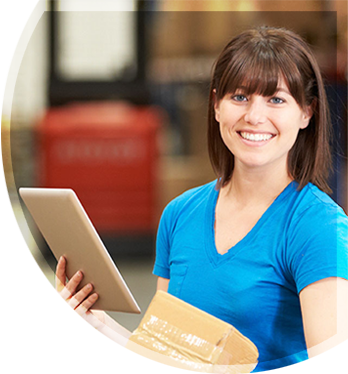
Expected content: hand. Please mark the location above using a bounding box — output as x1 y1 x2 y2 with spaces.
54 257 105 333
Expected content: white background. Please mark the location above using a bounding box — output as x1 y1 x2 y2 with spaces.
0 0 348 374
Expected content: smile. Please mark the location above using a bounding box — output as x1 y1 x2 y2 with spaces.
239 131 274 142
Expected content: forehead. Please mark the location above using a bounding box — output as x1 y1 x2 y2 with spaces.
219 58 304 105
235 76 291 94
215 37 308 107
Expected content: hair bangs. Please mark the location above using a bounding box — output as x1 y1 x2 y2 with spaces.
218 46 281 99
279 59 306 108
209 26 332 193
217 41 306 108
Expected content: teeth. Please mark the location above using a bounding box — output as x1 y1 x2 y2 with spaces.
240 132 273 142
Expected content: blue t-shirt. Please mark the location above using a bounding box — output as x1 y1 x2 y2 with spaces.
153 180 348 372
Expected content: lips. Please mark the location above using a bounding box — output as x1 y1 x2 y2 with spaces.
238 131 275 142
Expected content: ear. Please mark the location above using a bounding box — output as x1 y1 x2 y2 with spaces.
213 89 220 122
300 103 313 130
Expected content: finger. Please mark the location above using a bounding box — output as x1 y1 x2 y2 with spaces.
54 271 83 308
55 256 67 292
65 270 84 296
75 293 99 316
68 283 94 309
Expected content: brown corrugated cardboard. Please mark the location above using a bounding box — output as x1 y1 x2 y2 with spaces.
126 291 258 373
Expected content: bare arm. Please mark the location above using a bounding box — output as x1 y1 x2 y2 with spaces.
56 256 131 344
157 276 169 292
105 276 169 334
299 277 348 358
91 310 131 338
91 277 169 357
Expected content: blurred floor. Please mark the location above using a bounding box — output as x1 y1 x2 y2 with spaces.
12 202 156 374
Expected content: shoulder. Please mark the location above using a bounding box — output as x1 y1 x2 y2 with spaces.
289 183 347 224
285 183 348 253
165 180 217 211
160 180 217 225
284 184 348 291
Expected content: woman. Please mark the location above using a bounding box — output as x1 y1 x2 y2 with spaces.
56 26 348 372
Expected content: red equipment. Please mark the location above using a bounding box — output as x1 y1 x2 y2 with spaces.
36 102 161 233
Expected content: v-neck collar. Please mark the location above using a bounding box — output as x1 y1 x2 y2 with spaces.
204 180 296 267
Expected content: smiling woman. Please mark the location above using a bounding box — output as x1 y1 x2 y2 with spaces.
55 26 348 373
214 77 312 172
153 26 348 371
208 27 331 193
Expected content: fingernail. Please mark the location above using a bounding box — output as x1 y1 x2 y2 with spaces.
87 283 93 290
91 293 98 300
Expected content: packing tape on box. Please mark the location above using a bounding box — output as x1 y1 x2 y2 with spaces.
130 314 257 373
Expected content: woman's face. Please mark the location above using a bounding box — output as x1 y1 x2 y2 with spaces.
214 77 312 174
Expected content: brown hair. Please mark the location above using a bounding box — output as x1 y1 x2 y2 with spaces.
208 26 332 193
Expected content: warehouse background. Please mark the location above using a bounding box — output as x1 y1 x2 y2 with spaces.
2 0 347 331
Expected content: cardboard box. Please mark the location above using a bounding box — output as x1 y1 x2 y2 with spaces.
126 291 258 373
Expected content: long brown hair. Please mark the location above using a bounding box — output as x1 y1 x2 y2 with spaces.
208 26 332 193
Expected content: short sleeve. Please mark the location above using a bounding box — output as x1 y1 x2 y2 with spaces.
286 203 348 293
152 200 177 279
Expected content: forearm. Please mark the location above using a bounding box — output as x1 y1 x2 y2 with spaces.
103 312 132 339
92 325 130 357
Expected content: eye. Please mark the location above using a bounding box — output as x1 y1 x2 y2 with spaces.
270 96 285 104
232 94 248 102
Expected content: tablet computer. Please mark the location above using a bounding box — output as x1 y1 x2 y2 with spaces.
19 187 141 314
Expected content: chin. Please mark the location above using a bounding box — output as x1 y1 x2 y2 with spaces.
236 156 268 169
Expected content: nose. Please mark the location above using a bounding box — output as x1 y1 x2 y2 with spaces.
243 98 267 126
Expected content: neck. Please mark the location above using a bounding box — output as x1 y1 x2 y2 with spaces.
222 163 293 208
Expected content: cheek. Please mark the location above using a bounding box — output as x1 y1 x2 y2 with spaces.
276 112 303 136
218 108 240 129
219 124 238 153
279 122 303 148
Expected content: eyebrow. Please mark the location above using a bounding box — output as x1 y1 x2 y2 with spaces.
231 86 292 97
235 86 290 94
275 88 291 95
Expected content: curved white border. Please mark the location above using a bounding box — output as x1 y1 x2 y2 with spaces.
0 0 348 374
0 1 16 374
